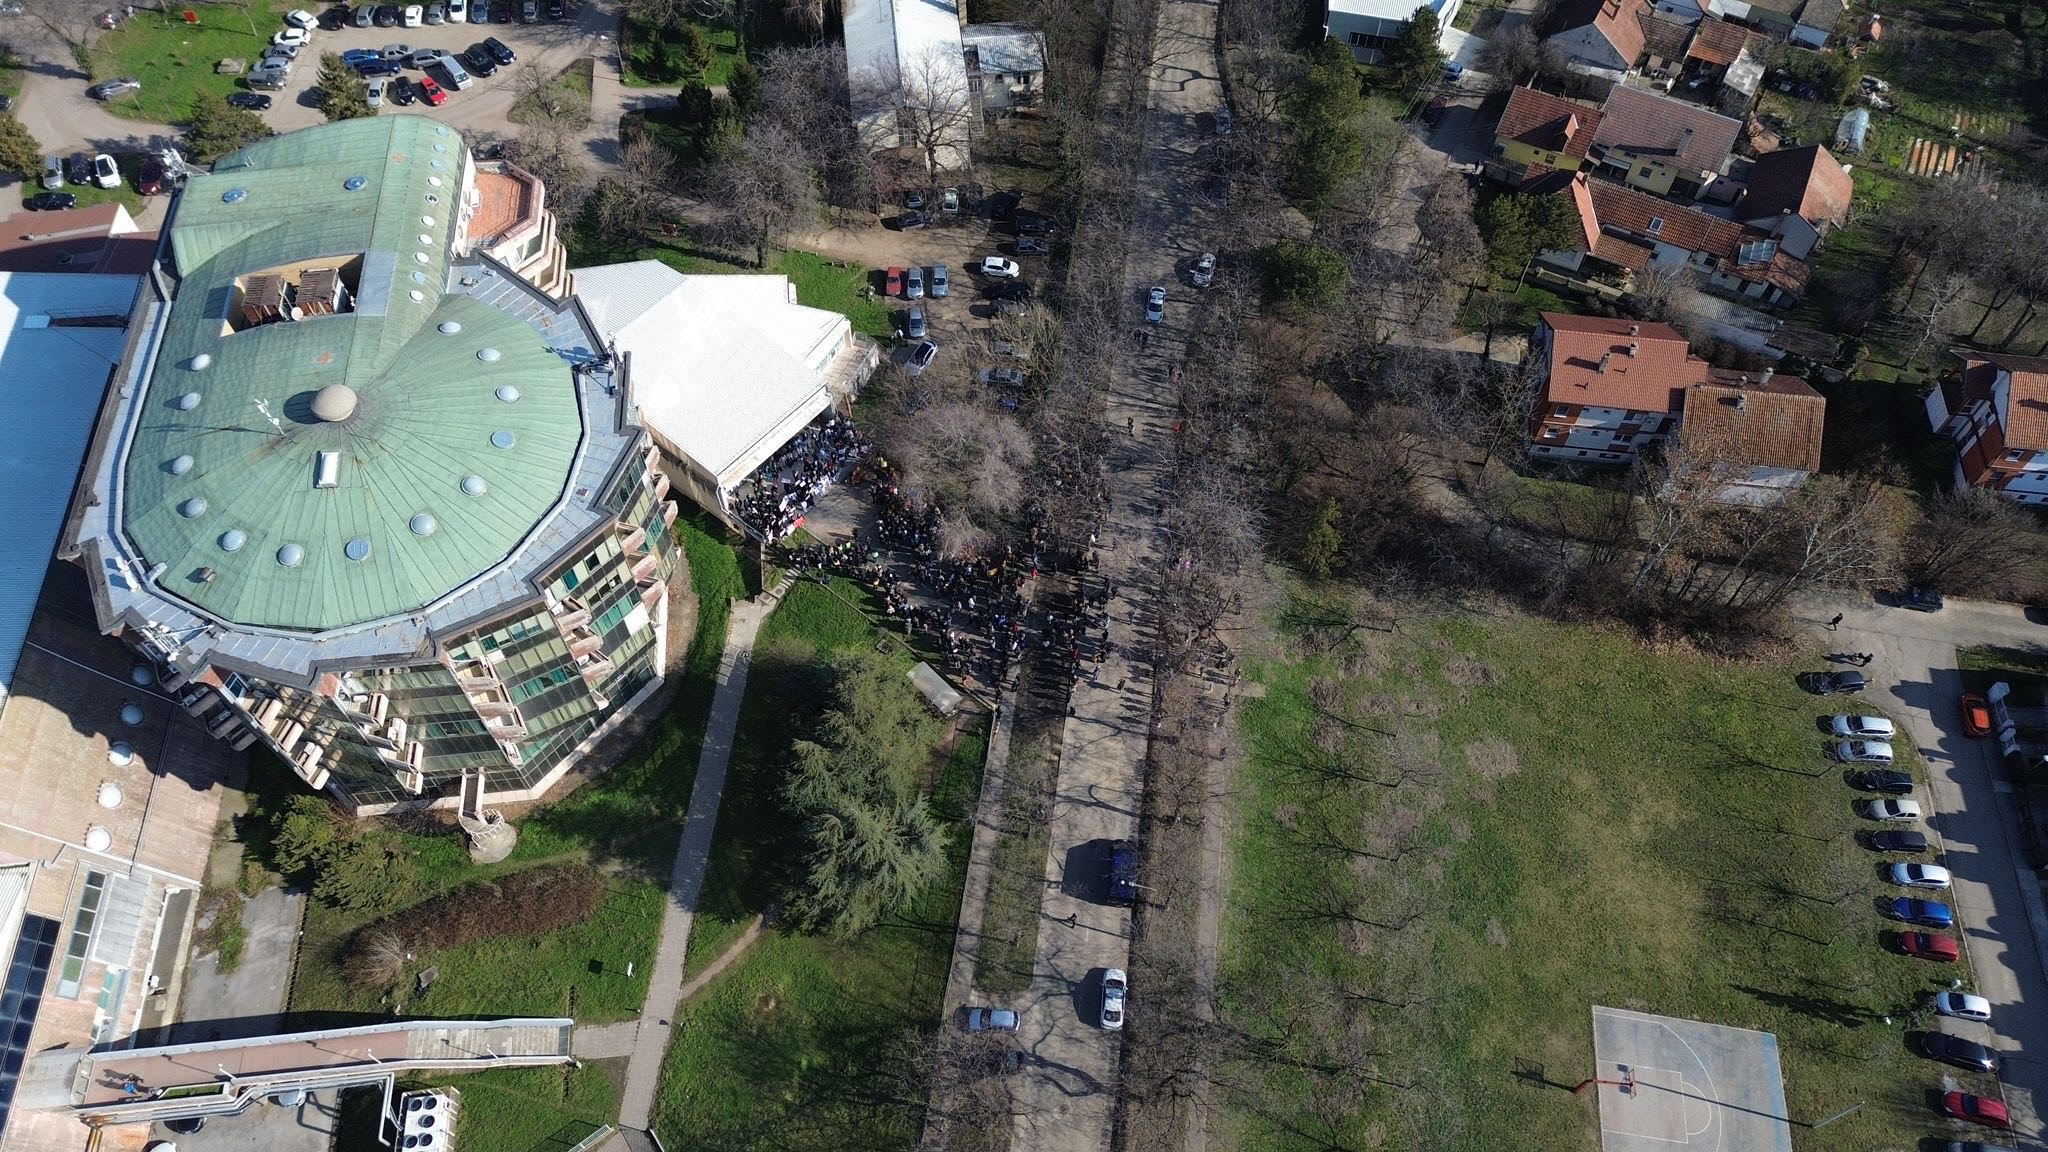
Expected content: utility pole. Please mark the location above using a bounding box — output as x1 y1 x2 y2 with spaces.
1807 1100 1864 1130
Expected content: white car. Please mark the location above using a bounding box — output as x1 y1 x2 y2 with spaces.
402 4 424 26
90 153 119 189
448 0 467 17
1861 797 1921 822
1832 739 1895 765
1829 715 1895 739
283 7 318 29
1144 285 1165 323
1935 991 1992 1022
366 77 385 108
1889 862 1952 890
979 255 1021 279
1100 968 1126 1031
272 25 311 47
1190 251 1215 287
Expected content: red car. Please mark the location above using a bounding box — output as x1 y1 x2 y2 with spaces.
418 75 446 106
884 266 904 297
1901 931 1959 962
1941 1090 2011 1129
1962 692 1993 738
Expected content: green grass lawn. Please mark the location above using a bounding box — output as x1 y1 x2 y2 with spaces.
651 577 986 1151
282 514 743 1031
89 2 280 125
622 18 742 89
1219 584 1964 1151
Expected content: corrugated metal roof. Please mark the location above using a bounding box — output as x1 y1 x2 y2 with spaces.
0 272 140 704
123 116 583 633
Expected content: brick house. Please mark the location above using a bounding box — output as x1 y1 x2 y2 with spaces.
1588 85 1743 199
1735 143 1853 261
1926 351 2048 504
1484 86 1603 187
1541 172 1811 304
1678 374 1827 502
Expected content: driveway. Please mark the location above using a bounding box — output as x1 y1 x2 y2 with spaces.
170 886 304 1043
1829 596 2048 1145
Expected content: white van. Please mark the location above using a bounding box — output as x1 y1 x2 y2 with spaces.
436 51 472 90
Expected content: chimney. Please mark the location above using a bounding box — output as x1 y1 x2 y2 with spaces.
1734 394 1747 411
1628 342 1639 357
1627 323 1639 336
1598 352 1612 373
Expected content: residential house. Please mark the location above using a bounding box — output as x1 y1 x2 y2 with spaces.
1326 0 1462 64
962 23 1046 111
1589 84 1742 198
1789 0 1844 46
1708 0 1841 45
1639 10 1694 74
1679 374 1827 502
1543 172 1810 304
1531 314 1826 492
844 0 976 170
0 202 156 276
1484 86 1602 186
1736 143 1852 260
1926 351 2048 504
1682 19 1764 106
1547 0 1650 77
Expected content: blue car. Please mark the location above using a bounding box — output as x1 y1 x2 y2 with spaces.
341 47 382 64
1888 897 1954 928
354 58 403 76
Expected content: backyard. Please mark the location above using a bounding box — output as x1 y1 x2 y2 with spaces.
89 2 281 125
1218 582 1970 1151
651 577 987 1151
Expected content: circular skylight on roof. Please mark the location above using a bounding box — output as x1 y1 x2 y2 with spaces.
438 321 462 334
409 513 437 536
418 233 432 245
414 252 430 264
430 160 445 170
187 353 212 370
434 143 448 153
178 497 207 518
412 270 427 283
173 391 201 411
345 536 372 562
461 474 487 496
169 455 194 475
222 188 248 204
409 290 425 303
85 826 112 853
491 430 516 449
344 176 369 191
477 347 500 362
421 215 436 226
277 543 305 568
218 529 246 552
494 385 519 403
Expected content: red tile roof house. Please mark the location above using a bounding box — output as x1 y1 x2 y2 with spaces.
1735 143 1853 260
1926 351 2048 504
1531 313 1826 498
1539 171 1811 305
1483 86 1603 187
1547 0 1650 78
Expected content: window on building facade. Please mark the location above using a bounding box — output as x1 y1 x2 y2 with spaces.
1552 405 1569 418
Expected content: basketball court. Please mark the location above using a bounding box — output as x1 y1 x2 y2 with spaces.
1590 1007 1794 1152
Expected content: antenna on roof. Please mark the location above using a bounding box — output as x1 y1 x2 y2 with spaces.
252 398 284 436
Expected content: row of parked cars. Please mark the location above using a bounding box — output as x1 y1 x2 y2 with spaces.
314 0 567 27
28 151 166 207
1821 684 2015 1143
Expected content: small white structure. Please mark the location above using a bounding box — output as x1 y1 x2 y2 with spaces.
962 23 1046 111
573 261 880 529
1325 0 1462 63
844 0 976 171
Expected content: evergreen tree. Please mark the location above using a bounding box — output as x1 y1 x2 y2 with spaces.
314 53 376 121
1283 39 1368 218
726 55 762 121
678 23 715 80
1385 5 1447 97
184 92 271 163
0 113 42 181
1301 497 1346 577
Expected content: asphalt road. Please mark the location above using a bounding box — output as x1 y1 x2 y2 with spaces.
1832 596 2048 1147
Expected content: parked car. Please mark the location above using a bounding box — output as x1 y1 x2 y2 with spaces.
248 61 294 87
135 157 164 194
907 340 938 377
884 266 903 296
1013 236 1051 256
417 74 446 104
284 7 320 28
1943 1143 2019 1152
1422 96 1447 126
381 41 413 59
978 365 1026 387
1145 285 1165 323
520 0 538 20
372 3 400 24
1867 829 1930 854
904 189 926 211
1860 797 1922 822
87 76 141 100
930 263 948 298
24 191 77 211
980 255 1022 279
65 151 91 184
1191 251 1215 287
228 90 274 109
1807 670 1868 695
1100 969 1126 1030
897 210 931 230
1899 585 1944 612
1108 839 1138 905
986 281 1034 302
1936 991 1993 1022
366 76 386 107
1440 60 1464 82
1961 692 1993 738
1901 931 1960 962
964 1007 1019 1033
1850 769 1914 795
1832 739 1894 765
402 3 423 25
904 307 926 340
389 76 415 104
1889 862 1952 890
940 186 959 214
1886 897 1953 928
906 265 924 299
353 58 400 76
353 3 377 25
434 52 471 88
425 1 445 21
264 40 301 61
462 44 498 76
273 25 312 47
1920 1032 2000 1073
470 0 491 19
1829 715 1894 739
342 46 381 63
1941 1092 2011 1129
483 35 515 63
89 153 118 189
1013 210 1055 236
548 0 564 16
449 0 468 18
318 4 351 27
1212 107 1232 135
37 155 62 189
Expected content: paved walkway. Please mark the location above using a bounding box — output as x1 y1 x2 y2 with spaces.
935 687 1022 1020
615 584 784 1135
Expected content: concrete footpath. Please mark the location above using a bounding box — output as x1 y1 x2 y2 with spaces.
171 886 304 1043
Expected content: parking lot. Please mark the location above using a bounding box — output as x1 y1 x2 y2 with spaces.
866 199 1061 387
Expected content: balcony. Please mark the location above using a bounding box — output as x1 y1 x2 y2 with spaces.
631 553 660 585
576 653 615 685
658 500 678 528
638 581 663 609
618 524 648 558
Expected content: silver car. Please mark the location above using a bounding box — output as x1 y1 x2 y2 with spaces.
1829 715 1895 739
1832 739 1894 765
1860 797 1921 822
1100 968 1126 1031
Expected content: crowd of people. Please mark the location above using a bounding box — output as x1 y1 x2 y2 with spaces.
728 416 871 541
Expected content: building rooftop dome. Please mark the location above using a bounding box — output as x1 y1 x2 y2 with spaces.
311 383 359 423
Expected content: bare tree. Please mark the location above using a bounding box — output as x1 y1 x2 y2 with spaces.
1902 270 1972 364
502 125 590 221
758 44 871 209
510 61 592 130
702 123 820 267
854 44 979 178
1908 487 2044 595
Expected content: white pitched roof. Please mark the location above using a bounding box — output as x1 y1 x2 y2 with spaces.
844 0 974 165
573 262 849 488
962 24 1044 74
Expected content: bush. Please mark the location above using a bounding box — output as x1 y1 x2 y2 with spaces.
1255 240 1350 313
343 863 609 986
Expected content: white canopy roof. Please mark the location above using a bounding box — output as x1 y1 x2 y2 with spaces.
573 261 850 490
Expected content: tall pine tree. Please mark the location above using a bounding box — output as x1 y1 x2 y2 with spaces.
314 53 377 121
1385 5 1447 97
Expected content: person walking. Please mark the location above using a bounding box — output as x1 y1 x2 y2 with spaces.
1827 613 1844 630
